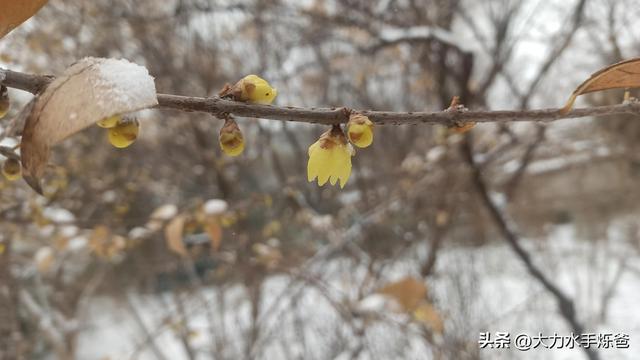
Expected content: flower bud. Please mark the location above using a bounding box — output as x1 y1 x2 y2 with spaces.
219 118 245 157
347 113 374 148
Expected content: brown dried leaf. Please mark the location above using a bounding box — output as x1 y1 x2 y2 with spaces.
204 217 223 252
20 57 157 193
165 215 188 257
561 57 640 114
0 1 49 39
378 277 428 312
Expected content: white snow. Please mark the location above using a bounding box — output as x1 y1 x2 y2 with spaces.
74 222 640 360
203 199 228 215
91 57 158 110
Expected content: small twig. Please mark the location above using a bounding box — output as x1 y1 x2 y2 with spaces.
503 124 546 199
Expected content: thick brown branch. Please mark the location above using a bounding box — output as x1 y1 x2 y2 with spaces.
2 67 640 126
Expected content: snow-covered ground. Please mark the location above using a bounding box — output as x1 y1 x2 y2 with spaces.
76 224 640 360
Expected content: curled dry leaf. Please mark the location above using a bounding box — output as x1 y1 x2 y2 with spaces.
0 0 49 39
560 57 640 115
204 217 223 252
165 215 188 257
20 57 157 193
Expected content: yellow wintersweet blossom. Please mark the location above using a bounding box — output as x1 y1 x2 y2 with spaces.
219 75 278 105
2 158 21 181
107 117 140 148
0 86 9 119
347 113 374 148
307 125 353 188
219 118 245 156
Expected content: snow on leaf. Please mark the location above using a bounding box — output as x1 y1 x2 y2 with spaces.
0 0 49 39
560 57 640 114
203 199 228 216
150 204 178 220
146 204 178 232
20 57 157 193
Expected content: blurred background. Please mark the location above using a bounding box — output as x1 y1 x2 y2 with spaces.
1 0 639 359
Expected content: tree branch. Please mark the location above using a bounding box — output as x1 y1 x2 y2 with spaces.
1 67 639 127
461 136 600 360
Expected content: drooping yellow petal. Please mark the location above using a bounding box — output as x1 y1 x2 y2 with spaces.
316 149 332 186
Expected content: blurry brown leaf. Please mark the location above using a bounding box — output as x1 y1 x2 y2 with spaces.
20 57 157 194
561 57 640 114
0 0 49 39
165 215 188 257
413 302 444 334
204 217 222 251
378 277 427 312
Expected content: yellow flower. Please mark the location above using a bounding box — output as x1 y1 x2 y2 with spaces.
307 125 353 188
347 113 374 148
2 158 21 181
240 75 278 104
219 118 245 156
220 75 278 105
108 117 140 148
97 115 121 128
0 85 10 119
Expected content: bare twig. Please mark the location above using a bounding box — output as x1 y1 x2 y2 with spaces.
503 124 546 199
2 68 640 128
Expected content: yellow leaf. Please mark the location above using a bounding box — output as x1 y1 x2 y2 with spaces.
165 215 188 257
378 277 427 312
561 57 640 114
0 1 49 39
